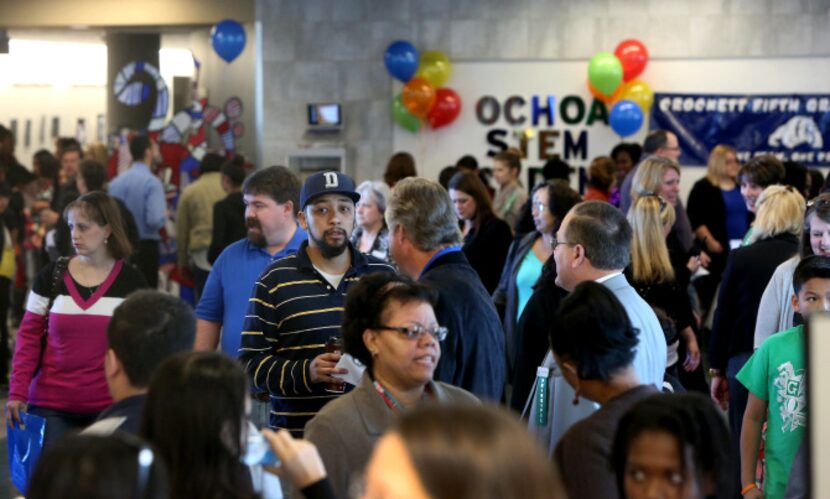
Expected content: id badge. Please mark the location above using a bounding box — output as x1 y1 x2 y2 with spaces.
535 366 550 426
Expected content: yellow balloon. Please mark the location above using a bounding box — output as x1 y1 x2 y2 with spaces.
416 50 452 88
621 79 654 112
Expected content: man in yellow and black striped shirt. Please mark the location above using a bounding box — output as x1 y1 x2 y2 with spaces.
239 171 394 436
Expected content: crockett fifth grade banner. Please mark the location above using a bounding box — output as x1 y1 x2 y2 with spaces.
651 93 830 166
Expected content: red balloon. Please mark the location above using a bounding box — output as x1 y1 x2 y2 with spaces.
426 88 461 129
614 39 649 82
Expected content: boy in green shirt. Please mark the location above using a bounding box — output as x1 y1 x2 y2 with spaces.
737 255 830 498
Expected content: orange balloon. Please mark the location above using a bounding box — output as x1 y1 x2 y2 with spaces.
588 79 621 104
402 77 437 118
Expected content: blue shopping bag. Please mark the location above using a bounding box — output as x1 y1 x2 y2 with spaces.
7 411 46 494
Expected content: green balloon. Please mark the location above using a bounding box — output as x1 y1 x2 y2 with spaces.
393 94 421 132
588 52 623 97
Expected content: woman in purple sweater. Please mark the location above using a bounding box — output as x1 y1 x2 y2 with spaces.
6 191 147 448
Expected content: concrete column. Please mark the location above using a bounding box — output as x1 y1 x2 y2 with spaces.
106 33 161 132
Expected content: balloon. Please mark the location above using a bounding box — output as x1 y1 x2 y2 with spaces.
416 50 452 88
588 80 622 104
392 94 422 132
587 52 623 98
614 39 649 82
401 77 436 118
427 88 461 129
609 100 644 137
211 19 247 63
384 40 419 83
620 79 654 112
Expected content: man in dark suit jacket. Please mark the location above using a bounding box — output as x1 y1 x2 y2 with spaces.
386 177 506 401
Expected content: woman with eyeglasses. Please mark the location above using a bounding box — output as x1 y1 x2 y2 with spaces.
448 171 513 294
304 272 478 499
495 180 582 411
626 196 700 390
708 185 804 473
755 192 830 347
28 433 168 499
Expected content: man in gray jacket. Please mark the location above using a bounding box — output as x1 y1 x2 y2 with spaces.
525 200 666 453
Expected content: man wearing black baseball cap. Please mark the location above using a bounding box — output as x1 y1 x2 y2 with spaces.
239 171 395 437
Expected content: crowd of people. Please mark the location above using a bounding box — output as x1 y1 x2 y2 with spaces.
0 122 823 498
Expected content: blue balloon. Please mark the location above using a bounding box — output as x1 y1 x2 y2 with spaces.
609 100 645 137
384 40 419 83
211 19 247 63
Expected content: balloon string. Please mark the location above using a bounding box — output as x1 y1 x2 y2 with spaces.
419 120 426 173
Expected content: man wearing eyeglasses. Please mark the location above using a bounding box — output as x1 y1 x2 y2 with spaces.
385 177 506 401
552 201 667 387
239 171 394 437
526 200 667 451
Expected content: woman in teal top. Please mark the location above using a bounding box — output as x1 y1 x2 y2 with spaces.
494 181 582 377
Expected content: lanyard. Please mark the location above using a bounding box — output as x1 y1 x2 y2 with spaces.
373 380 433 415
420 246 462 278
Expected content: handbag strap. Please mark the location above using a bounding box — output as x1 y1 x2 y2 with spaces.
43 256 69 334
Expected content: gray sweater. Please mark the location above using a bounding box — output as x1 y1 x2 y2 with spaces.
303 373 478 499
754 255 798 348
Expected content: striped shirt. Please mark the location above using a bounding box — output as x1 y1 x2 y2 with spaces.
9 259 148 413
239 241 394 436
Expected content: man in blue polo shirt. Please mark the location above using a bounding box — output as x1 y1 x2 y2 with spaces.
239 171 394 436
195 166 306 356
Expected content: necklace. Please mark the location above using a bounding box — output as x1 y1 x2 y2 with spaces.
79 282 99 299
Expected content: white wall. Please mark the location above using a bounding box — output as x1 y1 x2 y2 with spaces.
0 30 255 169
393 56 830 202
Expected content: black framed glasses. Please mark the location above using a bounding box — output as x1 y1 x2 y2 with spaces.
550 236 575 249
374 323 448 341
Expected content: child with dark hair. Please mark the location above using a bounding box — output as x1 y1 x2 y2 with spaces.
738 255 830 499
611 393 735 499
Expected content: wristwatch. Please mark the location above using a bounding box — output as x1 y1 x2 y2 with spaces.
708 368 724 378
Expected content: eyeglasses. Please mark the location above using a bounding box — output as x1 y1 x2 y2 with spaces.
531 201 548 213
374 323 448 341
550 236 576 249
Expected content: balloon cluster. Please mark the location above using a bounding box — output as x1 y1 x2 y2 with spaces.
587 40 653 137
384 41 461 132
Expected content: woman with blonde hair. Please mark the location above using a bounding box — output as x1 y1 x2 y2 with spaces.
687 145 748 312
708 184 804 455
627 196 700 390
630 156 704 287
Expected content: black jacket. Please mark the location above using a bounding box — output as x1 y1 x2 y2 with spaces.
209 192 246 264
462 216 513 294
509 276 567 411
686 178 753 276
708 233 799 370
493 231 539 371
420 250 506 402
